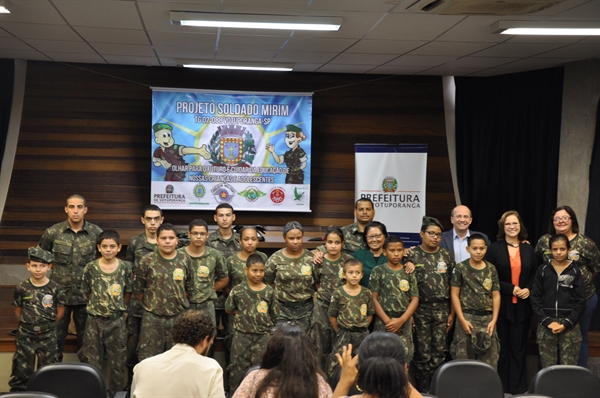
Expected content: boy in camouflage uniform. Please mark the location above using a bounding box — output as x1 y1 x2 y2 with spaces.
134 223 194 361
180 219 229 327
370 236 419 362
327 258 374 377
124 204 163 379
9 247 66 391
407 217 455 391
450 234 501 369
79 230 132 396
225 254 276 393
38 194 102 361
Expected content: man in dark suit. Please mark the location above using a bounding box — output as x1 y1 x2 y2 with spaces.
440 205 490 263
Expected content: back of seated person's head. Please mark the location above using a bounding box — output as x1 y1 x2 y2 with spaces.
358 331 407 367
357 356 410 398
172 310 215 347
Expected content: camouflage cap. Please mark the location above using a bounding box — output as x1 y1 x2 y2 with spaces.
471 331 491 355
153 123 172 133
285 124 302 133
28 246 54 264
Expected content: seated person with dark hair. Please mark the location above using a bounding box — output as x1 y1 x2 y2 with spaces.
131 310 225 398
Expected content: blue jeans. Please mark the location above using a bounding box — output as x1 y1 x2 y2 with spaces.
578 293 598 367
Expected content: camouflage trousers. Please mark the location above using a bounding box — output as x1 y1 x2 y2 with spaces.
228 330 269 393
79 314 127 396
126 297 144 369
275 300 313 334
308 299 335 370
189 300 216 328
137 310 181 361
57 303 87 362
451 312 500 369
413 302 450 380
9 323 58 391
327 327 369 378
536 317 582 367
373 315 414 363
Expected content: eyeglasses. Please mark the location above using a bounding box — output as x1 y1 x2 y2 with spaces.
424 231 442 238
553 216 571 222
366 233 383 241
190 232 208 237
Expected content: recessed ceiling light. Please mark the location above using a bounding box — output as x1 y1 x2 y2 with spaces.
171 12 342 31
176 60 294 72
492 21 600 35
0 0 11 13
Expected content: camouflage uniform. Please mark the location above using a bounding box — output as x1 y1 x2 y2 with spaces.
124 233 156 372
317 223 367 255
225 281 275 393
179 246 227 327
450 260 501 369
265 248 316 333
38 219 102 361
134 250 193 361
283 147 306 184
407 246 455 383
531 261 586 367
9 279 66 391
309 253 352 369
79 259 132 396
369 264 418 362
327 286 374 377
353 249 388 288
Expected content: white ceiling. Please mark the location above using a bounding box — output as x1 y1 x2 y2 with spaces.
0 0 599 76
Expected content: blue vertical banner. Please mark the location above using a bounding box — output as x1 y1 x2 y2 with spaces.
151 88 312 211
355 144 428 246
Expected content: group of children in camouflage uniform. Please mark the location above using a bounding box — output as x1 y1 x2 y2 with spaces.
9 194 589 396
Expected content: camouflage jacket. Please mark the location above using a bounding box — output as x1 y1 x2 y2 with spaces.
126 232 157 271
13 279 66 325
134 250 193 316
536 233 600 299
225 281 276 334
207 231 241 259
179 246 227 304
369 264 418 315
407 246 454 304
226 251 269 290
317 222 366 255
451 260 500 312
265 249 316 303
81 259 133 316
328 286 374 329
38 219 103 305
315 253 353 302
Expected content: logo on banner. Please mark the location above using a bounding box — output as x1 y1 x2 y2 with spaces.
212 183 236 203
238 186 266 202
154 185 186 203
207 125 256 167
382 176 398 192
293 187 307 202
270 187 285 205
193 184 206 199
166 185 174 194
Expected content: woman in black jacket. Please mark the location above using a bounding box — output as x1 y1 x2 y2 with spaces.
485 210 537 394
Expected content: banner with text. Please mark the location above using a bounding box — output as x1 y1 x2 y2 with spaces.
355 144 427 246
151 88 312 211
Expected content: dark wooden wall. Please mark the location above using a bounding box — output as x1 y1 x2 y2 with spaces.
0 60 455 263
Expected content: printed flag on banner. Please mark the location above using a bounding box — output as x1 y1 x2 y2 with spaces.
355 144 427 246
151 88 312 211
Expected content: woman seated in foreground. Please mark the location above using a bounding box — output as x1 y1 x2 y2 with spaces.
333 332 423 398
233 322 332 398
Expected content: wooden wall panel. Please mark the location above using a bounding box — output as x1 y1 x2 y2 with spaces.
0 61 455 263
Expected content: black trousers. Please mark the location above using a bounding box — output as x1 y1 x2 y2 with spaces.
497 315 530 394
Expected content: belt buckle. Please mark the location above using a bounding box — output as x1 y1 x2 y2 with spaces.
33 326 41 332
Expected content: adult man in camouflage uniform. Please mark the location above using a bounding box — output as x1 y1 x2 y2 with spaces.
80 230 133 397
450 234 501 369
134 223 194 361
38 194 102 361
124 204 163 382
407 217 455 392
9 247 66 391
180 219 229 327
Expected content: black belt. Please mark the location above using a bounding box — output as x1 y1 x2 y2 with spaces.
89 312 123 320
19 322 55 333
463 309 492 316
340 326 368 333
278 298 313 307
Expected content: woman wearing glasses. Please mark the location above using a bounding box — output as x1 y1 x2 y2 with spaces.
535 205 600 368
352 221 389 288
485 210 537 394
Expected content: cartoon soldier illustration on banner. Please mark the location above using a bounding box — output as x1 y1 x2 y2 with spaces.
152 123 211 181
266 124 308 184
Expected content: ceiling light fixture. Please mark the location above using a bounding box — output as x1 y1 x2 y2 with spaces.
0 0 11 14
171 12 341 31
176 60 294 72
492 21 600 36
